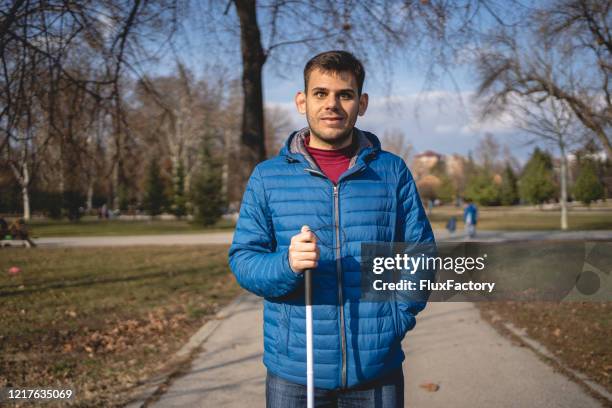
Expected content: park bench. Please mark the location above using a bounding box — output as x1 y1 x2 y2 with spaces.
0 239 35 248
1 218 36 248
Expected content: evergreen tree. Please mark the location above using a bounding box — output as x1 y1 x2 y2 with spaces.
573 160 604 206
191 137 226 226
500 163 519 205
519 148 557 205
464 168 500 206
172 161 187 218
430 160 455 203
574 140 611 199
436 174 455 204
143 157 166 216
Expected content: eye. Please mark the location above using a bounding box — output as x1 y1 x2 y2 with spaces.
314 91 326 98
339 93 353 100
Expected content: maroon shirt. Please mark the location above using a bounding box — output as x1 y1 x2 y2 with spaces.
305 135 355 184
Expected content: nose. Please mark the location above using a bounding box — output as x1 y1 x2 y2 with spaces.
324 94 340 111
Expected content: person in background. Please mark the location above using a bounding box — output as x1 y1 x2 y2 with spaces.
463 199 478 239
446 216 457 235
9 218 35 247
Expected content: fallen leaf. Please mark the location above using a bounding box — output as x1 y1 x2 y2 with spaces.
419 382 440 392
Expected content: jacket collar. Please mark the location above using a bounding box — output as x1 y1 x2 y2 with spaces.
280 127 380 173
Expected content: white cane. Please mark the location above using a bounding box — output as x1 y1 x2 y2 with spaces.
305 268 314 408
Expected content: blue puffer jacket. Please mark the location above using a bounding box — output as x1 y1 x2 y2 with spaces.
229 127 435 390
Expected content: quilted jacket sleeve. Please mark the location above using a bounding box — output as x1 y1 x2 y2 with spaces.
395 161 437 333
228 165 304 298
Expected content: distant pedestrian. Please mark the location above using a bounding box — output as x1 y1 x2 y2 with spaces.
101 203 108 219
446 216 457 234
463 199 478 239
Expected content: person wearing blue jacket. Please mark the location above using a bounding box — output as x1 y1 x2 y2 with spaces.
229 50 435 407
463 199 478 239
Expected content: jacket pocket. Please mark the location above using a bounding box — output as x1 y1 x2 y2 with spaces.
390 299 401 338
277 303 291 356
393 301 417 338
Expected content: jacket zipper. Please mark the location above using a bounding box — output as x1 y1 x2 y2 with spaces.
333 184 347 388
296 144 375 389
304 169 348 388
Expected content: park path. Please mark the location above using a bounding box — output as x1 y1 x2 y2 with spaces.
142 293 606 408
34 229 612 247
34 232 234 247
132 229 612 408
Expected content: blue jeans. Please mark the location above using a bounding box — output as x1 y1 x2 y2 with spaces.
266 368 404 408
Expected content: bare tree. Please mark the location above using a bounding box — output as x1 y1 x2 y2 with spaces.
475 132 500 172
135 65 200 193
515 97 582 229
476 0 611 158
130 65 242 209
0 0 183 218
265 105 294 158
381 128 413 164
201 0 519 191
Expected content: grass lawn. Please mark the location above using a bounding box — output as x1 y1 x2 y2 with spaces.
428 206 612 231
479 302 612 393
4 204 611 239
0 245 241 407
23 217 235 238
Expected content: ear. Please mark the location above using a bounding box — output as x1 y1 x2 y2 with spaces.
295 91 306 115
358 93 369 116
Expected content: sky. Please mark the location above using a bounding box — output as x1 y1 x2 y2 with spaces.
262 61 535 161
264 64 525 156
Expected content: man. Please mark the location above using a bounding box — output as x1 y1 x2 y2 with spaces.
229 50 434 407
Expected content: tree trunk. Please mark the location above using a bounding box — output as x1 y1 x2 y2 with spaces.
9 167 30 221
86 182 94 212
21 182 30 221
20 160 31 221
221 129 230 203
234 0 267 193
112 161 119 211
559 143 568 230
9 146 31 221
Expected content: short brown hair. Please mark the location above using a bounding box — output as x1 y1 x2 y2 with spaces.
304 50 366 95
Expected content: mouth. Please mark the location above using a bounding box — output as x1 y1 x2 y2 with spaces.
320 117 344 125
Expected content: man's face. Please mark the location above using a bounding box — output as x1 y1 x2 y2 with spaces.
295 69 368 148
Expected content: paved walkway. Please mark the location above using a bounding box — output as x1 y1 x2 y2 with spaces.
35 229 612 247
34 232 234 247
147 294 605 408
